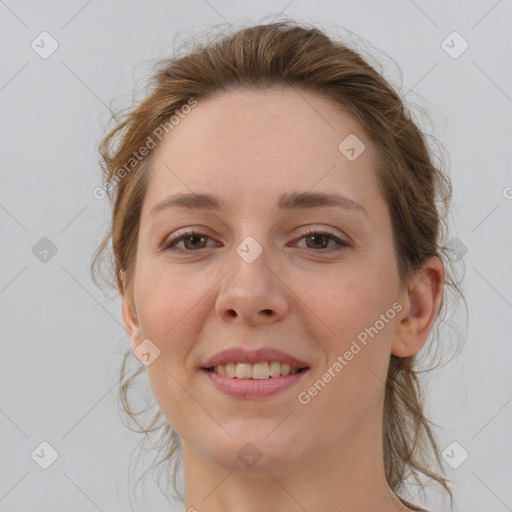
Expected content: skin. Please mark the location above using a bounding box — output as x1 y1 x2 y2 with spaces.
121 86 443 512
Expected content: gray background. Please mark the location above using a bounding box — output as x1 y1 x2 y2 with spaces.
1 1 511 511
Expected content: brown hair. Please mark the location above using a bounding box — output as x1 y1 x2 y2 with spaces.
92 18 466 509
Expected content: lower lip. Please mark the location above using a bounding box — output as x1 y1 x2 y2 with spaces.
201 368 310 398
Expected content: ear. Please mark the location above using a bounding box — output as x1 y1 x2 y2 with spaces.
120 271 141 353
392 256 444 358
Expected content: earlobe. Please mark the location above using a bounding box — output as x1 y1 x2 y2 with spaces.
391 257 444 358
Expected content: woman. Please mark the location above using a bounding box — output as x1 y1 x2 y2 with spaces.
92 19 463 512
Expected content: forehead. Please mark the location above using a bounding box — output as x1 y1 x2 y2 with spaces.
157 86 369 158
142 86 381 219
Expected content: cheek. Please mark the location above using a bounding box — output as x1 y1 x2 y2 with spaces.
301 268 391 343
134 261 204 340
133 261 206 389
296 265 396 384
296 272 393 435
136 264 204 429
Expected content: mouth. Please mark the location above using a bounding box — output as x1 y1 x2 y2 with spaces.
200 363 311 399
200 347 311 398
203 362 310 380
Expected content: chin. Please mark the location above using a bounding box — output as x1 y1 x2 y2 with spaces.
204 433 302 474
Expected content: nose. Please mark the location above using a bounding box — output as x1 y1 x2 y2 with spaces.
214 244 290 326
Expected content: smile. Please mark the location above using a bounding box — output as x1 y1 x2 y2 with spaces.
202 366 310 399
207 361 307 379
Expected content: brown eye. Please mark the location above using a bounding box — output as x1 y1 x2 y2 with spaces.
162 228 350 254
181 234 208 250
305 233 332 249
296 229 350 251
163 230 214 252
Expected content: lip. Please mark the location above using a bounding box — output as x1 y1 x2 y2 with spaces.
201 347 310 369
202 367 310 399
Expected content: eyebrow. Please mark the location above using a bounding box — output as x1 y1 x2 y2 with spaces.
149 191 370 220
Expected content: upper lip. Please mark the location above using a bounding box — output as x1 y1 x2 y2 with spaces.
202 347 310 369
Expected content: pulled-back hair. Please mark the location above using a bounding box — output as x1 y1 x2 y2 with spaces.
92 18 465 509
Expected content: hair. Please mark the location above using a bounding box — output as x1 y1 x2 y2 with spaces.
92 18 466 510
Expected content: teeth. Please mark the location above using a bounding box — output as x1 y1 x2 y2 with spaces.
210 361 303 379
235 363 252 379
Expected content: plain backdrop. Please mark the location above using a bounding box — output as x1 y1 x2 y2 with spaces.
1 1 511 511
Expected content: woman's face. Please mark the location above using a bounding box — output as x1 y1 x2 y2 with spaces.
122 87 411 474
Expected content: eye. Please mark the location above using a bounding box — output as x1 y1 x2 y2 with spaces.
162 229 216 253
162 227 350 254
293 228 350 252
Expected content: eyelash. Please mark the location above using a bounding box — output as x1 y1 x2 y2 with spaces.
162 227 350 254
